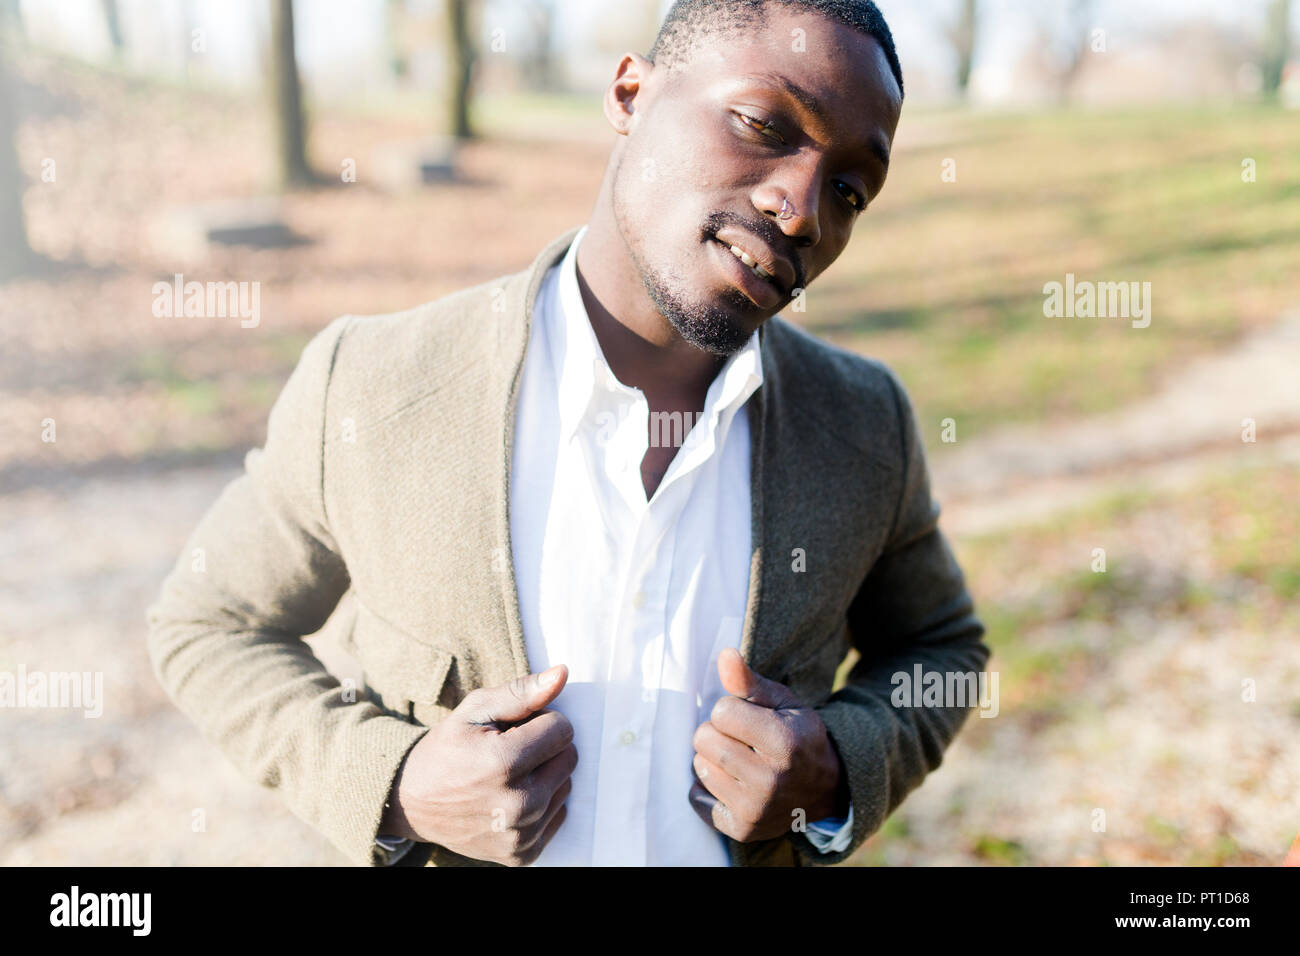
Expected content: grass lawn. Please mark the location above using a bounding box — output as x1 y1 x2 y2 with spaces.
807 105 1300 451
844 456 1300 865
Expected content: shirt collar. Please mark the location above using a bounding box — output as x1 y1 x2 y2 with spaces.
546 225 765 445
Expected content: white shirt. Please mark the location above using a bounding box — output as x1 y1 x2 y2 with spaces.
378 226 851 864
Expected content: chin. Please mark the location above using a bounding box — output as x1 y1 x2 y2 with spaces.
664 303 756 357
636 249 765 355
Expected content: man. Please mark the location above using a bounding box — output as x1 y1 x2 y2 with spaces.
146 0 988 867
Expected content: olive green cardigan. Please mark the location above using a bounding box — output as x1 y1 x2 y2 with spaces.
146 227 989 867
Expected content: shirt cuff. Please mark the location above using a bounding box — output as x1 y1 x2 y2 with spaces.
805 806 854 854
375 833 416 866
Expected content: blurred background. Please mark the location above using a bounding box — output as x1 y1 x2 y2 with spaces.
0 0 1297 866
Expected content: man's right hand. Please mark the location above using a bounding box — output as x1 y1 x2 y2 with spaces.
379 664 576 866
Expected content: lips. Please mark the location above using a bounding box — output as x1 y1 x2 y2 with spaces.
727 242 775 281
708 237 784 310
710 228 797 297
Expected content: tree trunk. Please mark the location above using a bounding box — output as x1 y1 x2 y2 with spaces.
446 0 476 140
0 0 24 40
385 0 408 80
101 0 124 59
269 0 314 188
0 33 31 275
1261 0 1292 97
1054 0 1093 104
949 0 977 97
523 0 556 91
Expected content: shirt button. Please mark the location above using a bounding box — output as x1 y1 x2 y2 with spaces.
632 590 646 610
619 730 636 746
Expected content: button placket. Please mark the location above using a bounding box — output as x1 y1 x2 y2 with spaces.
589 496 677 865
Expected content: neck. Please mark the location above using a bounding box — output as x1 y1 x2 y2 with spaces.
575 205 726 404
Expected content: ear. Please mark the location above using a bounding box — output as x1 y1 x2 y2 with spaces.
603 52 655 136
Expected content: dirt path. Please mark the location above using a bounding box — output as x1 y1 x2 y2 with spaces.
0 467 353 864
933 312 1300 536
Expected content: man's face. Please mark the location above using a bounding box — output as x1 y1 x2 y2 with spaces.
609 7 903 355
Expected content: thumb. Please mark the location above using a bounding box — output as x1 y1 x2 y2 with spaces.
467 664 568 726
717 648 797 710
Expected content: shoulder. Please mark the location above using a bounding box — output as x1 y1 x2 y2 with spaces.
321 271 530 423
761 316 912 452
311 228 579 423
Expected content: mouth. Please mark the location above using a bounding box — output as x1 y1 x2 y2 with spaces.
726 241 777 283
706 230 795 309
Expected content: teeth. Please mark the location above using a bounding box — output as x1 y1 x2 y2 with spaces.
730 245 756 267
728 244 773 281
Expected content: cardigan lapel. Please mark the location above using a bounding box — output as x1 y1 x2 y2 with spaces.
491 232 857 868
739 318 817 680
493 231 865 688
497 227 584 682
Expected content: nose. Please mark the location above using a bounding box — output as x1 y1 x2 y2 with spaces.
752 161 822 248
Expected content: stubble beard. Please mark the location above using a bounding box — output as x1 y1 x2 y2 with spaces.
638 256 754 358
612 174 755 358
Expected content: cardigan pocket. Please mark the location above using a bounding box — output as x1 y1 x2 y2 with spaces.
347 600 460 727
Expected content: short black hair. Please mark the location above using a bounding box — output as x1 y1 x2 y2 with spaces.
649 0 904 99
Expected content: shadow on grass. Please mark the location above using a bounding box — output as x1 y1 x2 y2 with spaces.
0 447 249 495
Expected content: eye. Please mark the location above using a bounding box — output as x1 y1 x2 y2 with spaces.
734 111 786 145
833 180 866 211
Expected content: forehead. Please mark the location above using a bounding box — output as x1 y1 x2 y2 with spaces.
669 6 902 142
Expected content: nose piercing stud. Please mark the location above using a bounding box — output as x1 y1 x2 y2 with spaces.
777 198 795 221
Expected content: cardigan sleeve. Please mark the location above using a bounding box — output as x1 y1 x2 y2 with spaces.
145 315 430 866
791 368 990 866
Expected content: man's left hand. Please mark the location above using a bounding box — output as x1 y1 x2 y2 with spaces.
689 647 848 842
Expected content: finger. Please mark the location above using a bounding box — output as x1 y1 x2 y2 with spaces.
692 720 764 781
519 740 578 799
688 779 738 839
461 665 568 726
692 752 745 810
688 778 718 828
708 695 796 758
717 648 800 710
496 711 575 780
520 774 572 828
520 792 569 861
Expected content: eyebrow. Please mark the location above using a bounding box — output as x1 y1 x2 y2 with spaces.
745 71 891 171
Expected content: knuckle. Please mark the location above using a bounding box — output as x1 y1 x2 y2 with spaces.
725 803 759 839
731 796 759 828
553 712 575 741
498 826 528 861
486 736 518 783
773 723 799 754
717 804 746 840
767 743 794 774
498 787 528 824
507 675 530 704
523 811 563 865
559 744 579 775
519 789 547 823
692 722 710 751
